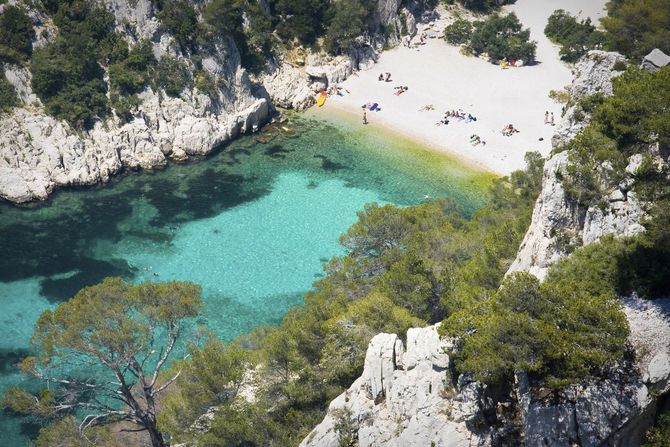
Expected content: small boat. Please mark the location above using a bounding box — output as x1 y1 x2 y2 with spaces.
316 91 327 107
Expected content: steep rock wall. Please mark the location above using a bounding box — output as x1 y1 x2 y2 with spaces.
0 0 269 204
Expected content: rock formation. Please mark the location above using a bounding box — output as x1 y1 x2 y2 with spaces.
0 0 269 204
510 51 644 279
300 326 485 447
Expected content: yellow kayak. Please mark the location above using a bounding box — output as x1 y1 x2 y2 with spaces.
316 92 327 107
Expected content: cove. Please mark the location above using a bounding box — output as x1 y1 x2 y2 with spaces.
0 114 493 445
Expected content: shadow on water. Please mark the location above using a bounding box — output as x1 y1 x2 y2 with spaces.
38 258 136 303
0 349 31 374
314 154 349 172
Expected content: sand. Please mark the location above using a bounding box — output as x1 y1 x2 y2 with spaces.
319 0 608 175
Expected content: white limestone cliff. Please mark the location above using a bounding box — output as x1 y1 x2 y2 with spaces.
0 1 269 204
300 325 486 447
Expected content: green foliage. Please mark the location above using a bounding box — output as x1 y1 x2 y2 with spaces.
643 410 670 447
0 5 35 63
30 0 118 129
202 0 273 73
323 0 368 55
444 19 473 45
155 56 193 97
0 71 18 112
5 278 201 447
544 9 605 62
274 0 328 46
602 0 670 60
194 70 219 100
453 0 507 12
108 40 156 121
469 13 537 63
35 416 121 447
157 0 198 50
594 67 670 151
444 268 629 389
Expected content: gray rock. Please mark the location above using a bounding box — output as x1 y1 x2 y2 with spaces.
641 48 670 72
300 325 482 447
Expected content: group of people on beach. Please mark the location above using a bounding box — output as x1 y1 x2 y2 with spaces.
544 111 555 126
378 72 392 82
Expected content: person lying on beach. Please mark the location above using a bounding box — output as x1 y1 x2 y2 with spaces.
378 73 384 81
394 86 408 96
419 104 435 111
470 134 482 145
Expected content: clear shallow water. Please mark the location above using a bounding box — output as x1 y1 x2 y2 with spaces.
0 114 492 444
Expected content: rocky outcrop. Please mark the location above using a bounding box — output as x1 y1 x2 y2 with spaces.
507 150 646 279
641 48 670 73
552 51 627 149
0 2 270 204
300 325 486 447
509 51 645 279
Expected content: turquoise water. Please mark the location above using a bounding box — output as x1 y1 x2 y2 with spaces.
0 115 491 444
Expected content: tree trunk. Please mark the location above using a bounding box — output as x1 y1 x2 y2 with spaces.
146 421 166 447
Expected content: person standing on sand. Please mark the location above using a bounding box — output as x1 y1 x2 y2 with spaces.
363 110 368 125
550 112 555 126
544 111 549 124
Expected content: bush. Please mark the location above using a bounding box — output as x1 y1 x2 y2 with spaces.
545 9 605 62
323 0 369 55
154 56 193 97
454 0 508 12
0 72 18 112
444 19 473 45
0 5 35 63
602 0 670 61
470 13 537 63
643 410 670 447
157 0 198 51
444 267 629 389
30 1 117 129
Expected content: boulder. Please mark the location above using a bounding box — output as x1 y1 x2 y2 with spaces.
641 48 670 72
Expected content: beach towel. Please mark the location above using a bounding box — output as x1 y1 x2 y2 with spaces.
370 103 379 111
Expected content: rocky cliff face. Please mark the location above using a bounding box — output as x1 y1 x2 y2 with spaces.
300 326 486 447
509 51 645 279
0 0 269 204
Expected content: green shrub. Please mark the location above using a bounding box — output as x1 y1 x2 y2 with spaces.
154 56 193 97
602 0 670 60
444 266 629 389
545 9 605 62
0 5 35 63
643 410 670 447
157 0 198 50
30 1 118 129
470 13 537 63
0 71 18 112
194 70 218 100
444 19 473 45
323 0 369 55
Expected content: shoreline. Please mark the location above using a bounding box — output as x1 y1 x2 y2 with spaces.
318 101 497 176
311 0 608 176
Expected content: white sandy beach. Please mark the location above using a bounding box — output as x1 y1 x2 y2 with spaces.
320 0 608 175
